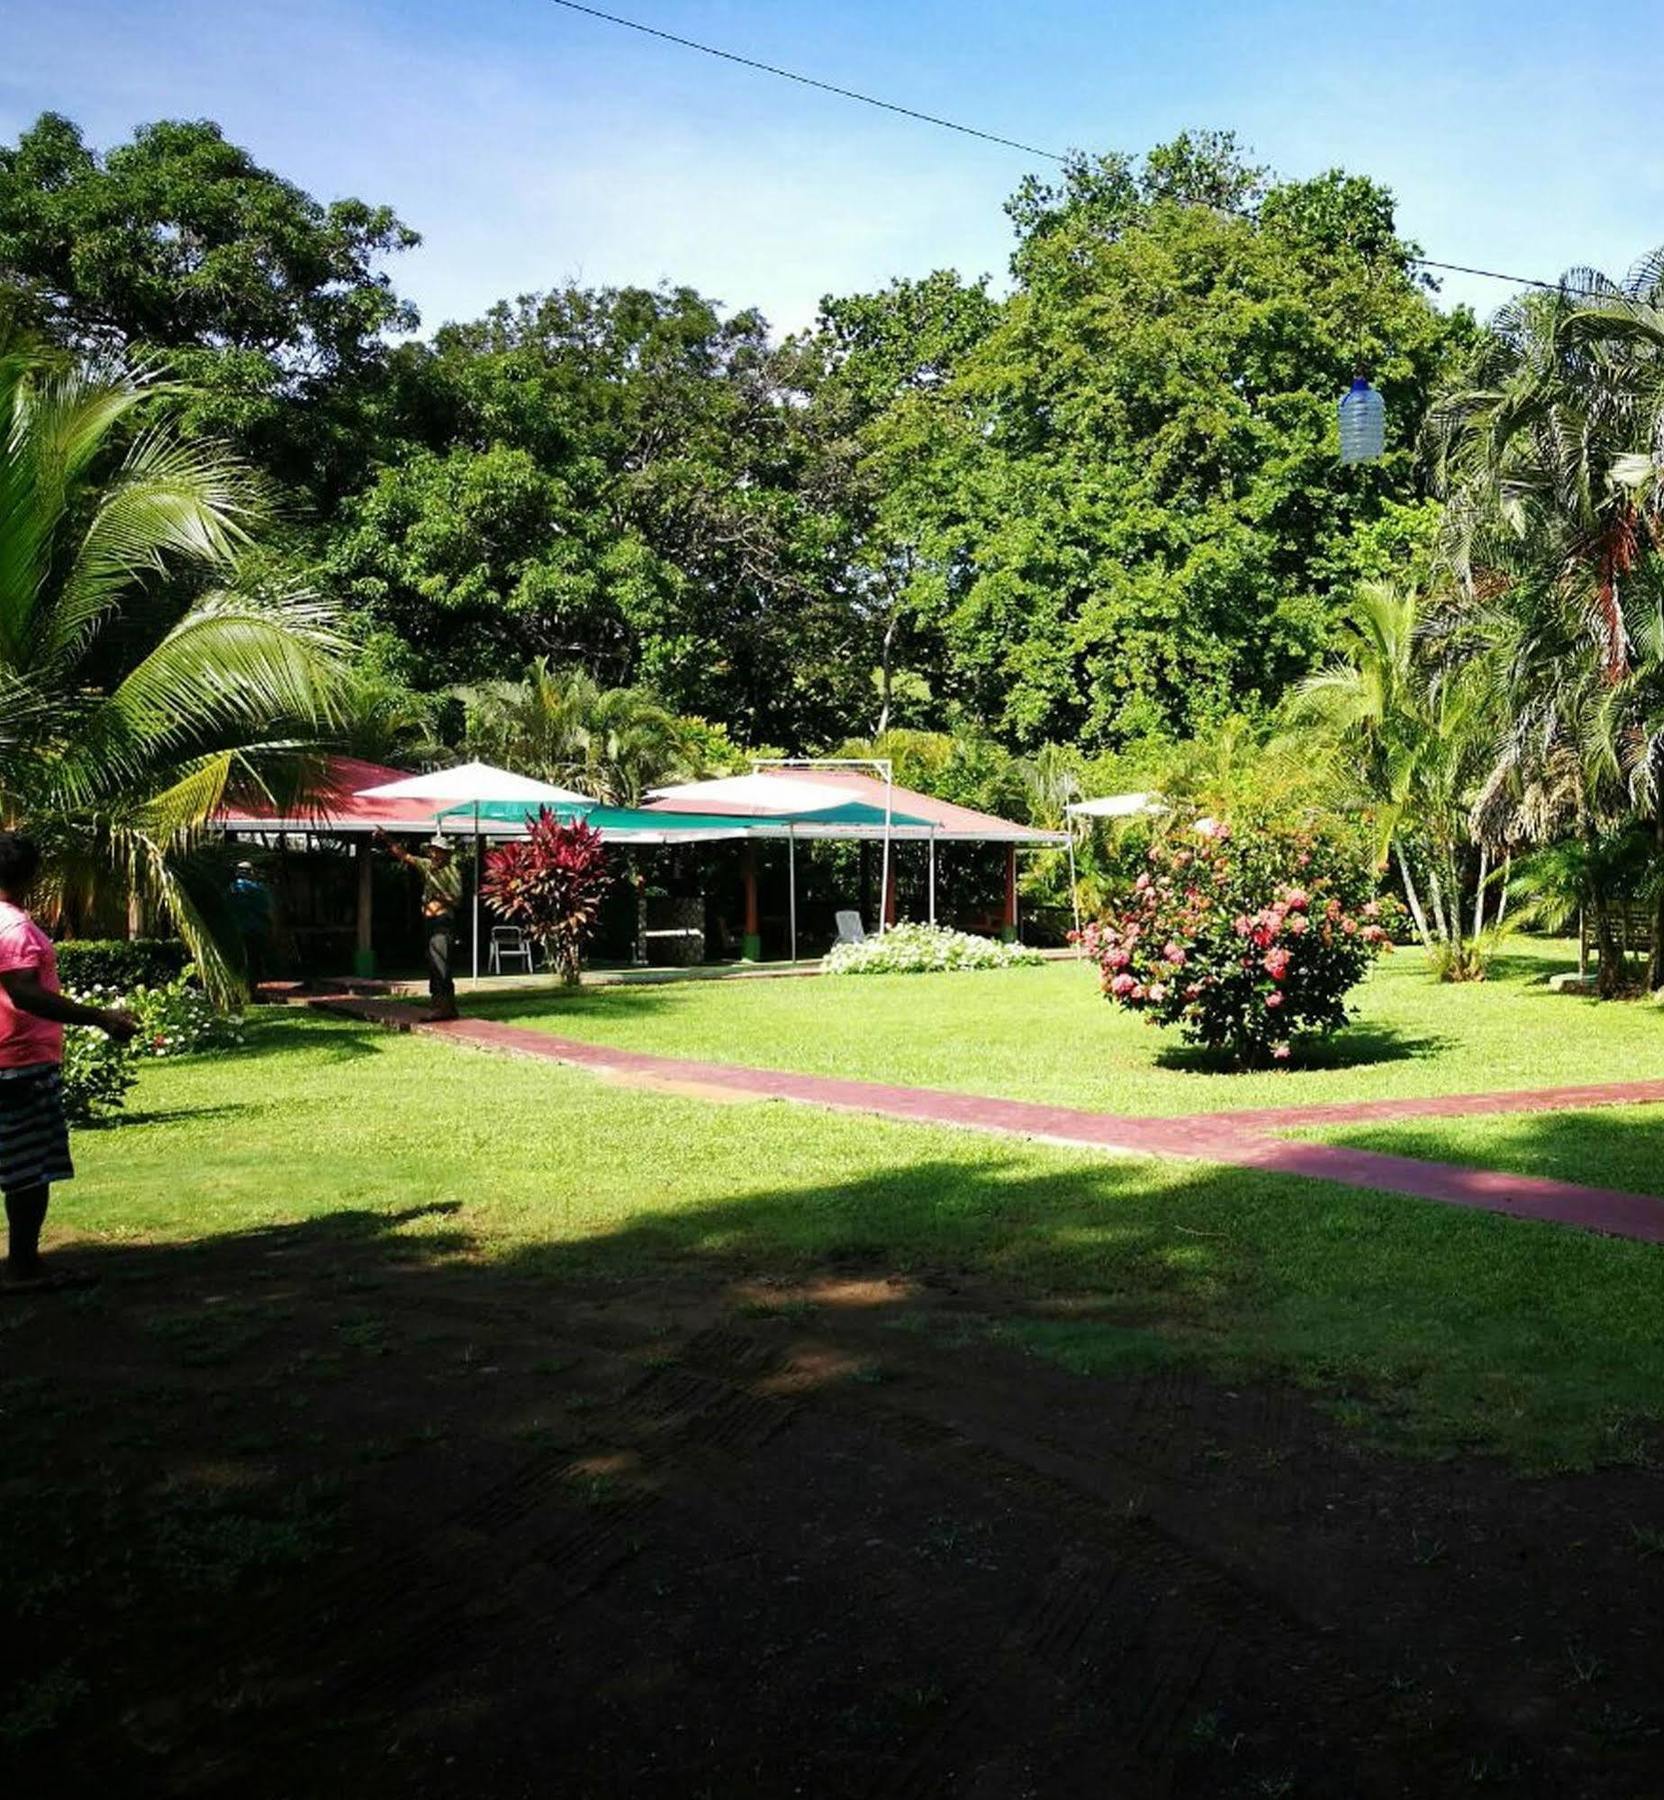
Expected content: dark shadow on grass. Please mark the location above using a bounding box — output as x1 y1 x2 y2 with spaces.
466 984 681 1028
7 1130 1664 1800
1477 950 1582 984
1316 1106 1664 1201
103 1102 255 1130
1156 1022 1449 1077
232 1012 388 1063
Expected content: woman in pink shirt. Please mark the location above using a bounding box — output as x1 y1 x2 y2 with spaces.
0 834 137 1290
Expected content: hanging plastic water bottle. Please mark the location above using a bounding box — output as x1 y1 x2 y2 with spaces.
1338 375 1386 464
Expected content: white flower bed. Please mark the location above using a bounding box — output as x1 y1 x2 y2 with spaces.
822 922 1043 976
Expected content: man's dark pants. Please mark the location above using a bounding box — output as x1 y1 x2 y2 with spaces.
426 922 456 1012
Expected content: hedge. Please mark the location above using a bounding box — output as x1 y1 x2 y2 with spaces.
55 938 192 991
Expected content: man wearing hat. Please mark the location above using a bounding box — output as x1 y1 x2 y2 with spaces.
373 830 462 1021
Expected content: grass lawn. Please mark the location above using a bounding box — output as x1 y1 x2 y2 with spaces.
53 1008 1664 1468
14 1004 1664 1792
469 937 1664 1115
1298 1103 1664 1200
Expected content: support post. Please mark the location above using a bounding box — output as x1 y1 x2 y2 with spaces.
471 802 481 985
788 829 798 965
1067 829 1082 952
927 834 936 927
1000 844 1018 942
354 838 376 977
742 842 761 961
879 766 894 935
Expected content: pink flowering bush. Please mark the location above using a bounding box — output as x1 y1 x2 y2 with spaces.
1076 811 1392 1067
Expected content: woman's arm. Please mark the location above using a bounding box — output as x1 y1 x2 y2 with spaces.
1 967 138 1040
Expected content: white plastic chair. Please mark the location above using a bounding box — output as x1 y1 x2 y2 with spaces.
834 910 866 946
489 925 535 975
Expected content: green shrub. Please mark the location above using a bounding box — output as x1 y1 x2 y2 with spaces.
126 981 246 1058
823 922 1043 975
55 939 190 992
59 1012 136 1123
57 976 245 1123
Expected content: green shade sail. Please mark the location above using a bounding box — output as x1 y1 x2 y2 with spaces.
438 798 934 838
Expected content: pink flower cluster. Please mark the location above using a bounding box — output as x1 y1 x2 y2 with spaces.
1073 820 1392 1067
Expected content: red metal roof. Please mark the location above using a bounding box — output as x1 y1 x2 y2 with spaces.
642 767 1063 842
215 757 441 834
218 757 1065 843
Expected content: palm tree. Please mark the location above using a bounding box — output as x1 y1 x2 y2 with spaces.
1426 254 1664 989
456 661 698 803
328 669 441 769
0 343 342 993
1428 264 1664 680
1151 714 1340 828
1292 582 1491 974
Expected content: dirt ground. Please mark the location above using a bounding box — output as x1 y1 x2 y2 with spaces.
5 1212 1663 1798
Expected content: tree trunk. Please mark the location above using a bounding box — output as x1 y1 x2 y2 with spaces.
1496 852 1511 925
556 932 582 987
1579 814 1629 998
1394 842 1433 950
1650 814 1664 993
629 854 648 966
1427 863 1451 945
1591 893 1628 998
875 607 898 737
1472 845 1489 941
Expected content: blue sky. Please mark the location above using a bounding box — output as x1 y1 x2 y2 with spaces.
5 0 1662 337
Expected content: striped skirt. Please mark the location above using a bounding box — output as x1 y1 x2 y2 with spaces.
0 1065 74 1193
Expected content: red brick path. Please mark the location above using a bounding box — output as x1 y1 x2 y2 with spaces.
322 1001 1664 1245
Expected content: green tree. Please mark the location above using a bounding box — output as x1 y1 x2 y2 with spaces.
337 283 865 743
841 138 1469 749
456 661 700 805
0 113 418 499
791 272 999 736
0 343 342 991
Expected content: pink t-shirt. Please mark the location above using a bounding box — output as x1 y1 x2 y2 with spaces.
0 901 64 1068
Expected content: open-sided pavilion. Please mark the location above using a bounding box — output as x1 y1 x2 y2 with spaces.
215 756 1066 974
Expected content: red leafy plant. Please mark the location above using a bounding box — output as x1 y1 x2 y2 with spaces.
481 810 613 985
1076 811 1392 1067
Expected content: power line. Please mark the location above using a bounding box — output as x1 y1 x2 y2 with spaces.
546 0 1626 303
1407 256 1579 295
546 0 1064 162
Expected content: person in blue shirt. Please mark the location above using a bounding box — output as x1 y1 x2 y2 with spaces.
228 861 275 989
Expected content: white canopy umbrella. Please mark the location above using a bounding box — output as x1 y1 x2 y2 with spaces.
1065 791 1167 820
357 761 591 807
1060 794 1167 949
356 762 594 981
648 772 870 815
650 769 900 948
